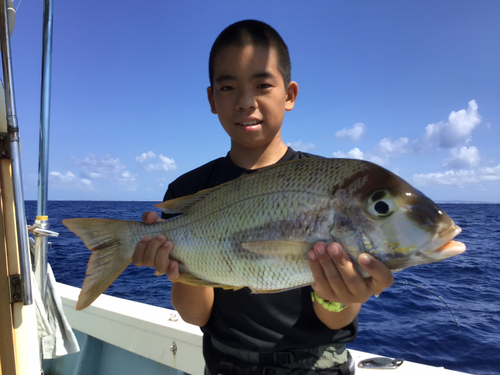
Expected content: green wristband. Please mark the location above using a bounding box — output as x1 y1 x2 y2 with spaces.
311 291 347 313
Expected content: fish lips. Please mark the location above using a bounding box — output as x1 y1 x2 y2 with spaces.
421 225 466 260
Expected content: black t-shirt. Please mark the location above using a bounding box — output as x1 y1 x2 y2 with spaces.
162 148 358 360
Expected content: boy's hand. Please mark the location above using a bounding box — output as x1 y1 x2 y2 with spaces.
308 242 394 305
132 211 180 282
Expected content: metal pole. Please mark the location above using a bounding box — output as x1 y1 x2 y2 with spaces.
0 0 32 305
34 218 49 301
34 0 55 301
38 0 53 217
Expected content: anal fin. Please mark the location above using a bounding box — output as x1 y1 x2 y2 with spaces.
176 270 244 291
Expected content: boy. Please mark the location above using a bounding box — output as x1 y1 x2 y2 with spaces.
133 20 394 375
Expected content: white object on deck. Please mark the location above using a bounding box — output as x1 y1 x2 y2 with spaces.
33 263 80 359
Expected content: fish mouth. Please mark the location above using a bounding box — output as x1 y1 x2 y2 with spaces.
433 240 466 255
384 224 466 272
423 225 466 258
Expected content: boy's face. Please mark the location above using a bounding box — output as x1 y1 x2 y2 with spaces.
207 45 298 151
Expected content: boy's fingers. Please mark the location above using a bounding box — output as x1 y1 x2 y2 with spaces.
327 243 367 297
132 236 151 266
308 243 340 301
308 248 327 286
315 243 344 287
166 260 180 282
154 241 173 274
141 211 153 223
358 253 394 293
142 211 163 224
142 235 167 267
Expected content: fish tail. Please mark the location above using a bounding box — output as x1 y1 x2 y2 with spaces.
63 218 138 310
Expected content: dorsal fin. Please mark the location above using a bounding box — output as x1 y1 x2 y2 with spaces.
155 158 309 214
155 189 215 214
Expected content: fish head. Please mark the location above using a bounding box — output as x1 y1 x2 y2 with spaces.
331 160 466 273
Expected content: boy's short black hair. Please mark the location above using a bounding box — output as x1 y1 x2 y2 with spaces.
209 20 291 88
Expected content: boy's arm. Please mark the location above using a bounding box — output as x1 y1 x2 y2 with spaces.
170 283 214 327
132 211 214 327
312 302 361 331
308 242 394 330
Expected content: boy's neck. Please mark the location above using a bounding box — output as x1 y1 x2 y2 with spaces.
229 141 288 170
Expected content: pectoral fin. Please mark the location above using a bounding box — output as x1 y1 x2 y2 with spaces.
241 241 314 256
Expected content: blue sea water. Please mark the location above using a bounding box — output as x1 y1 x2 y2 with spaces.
25 201 500 375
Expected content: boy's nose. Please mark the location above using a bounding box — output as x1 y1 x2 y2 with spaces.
236 90 258 110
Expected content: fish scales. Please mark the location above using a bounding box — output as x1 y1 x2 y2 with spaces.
160 158 350 290
63 157 466 310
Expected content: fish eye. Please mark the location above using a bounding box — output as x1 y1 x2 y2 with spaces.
374 201 389 215
367 190 396 218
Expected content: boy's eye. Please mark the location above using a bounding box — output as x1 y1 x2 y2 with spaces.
220 86 234 91
257 83 272 89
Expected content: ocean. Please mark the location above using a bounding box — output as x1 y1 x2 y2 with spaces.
25 201 500 375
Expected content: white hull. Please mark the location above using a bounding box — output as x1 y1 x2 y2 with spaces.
44 283 470 375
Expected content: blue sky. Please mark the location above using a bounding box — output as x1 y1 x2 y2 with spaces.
10 1 500 202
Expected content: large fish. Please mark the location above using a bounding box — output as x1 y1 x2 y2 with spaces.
63 158 465 310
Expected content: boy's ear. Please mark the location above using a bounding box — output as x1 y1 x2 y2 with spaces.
207 87 217 114
285 81 299 111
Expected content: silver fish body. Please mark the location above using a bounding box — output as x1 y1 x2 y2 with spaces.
63 158 465 310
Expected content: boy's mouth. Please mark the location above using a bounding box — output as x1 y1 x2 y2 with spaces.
236 120 263 126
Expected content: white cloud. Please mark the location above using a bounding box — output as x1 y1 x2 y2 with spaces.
81 178 92 187
412 163 500 186
478 164 500 181
351 137 409 166
412 170 476 186
375 137 409 157
144 154 177 172
137 152 177 172
442 146 480 169
50 171 76 183
49 171 94 190
367 155 388 166
333 147 364 159
158 155 177 171
68 153 138 192
335 123 366 141
332 142 405 166
422 100 481 149
77 154 130 180
287 140 316 152
135 151 157 163
119 170 136 181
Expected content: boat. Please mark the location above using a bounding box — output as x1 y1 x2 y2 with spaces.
0 2 472 374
